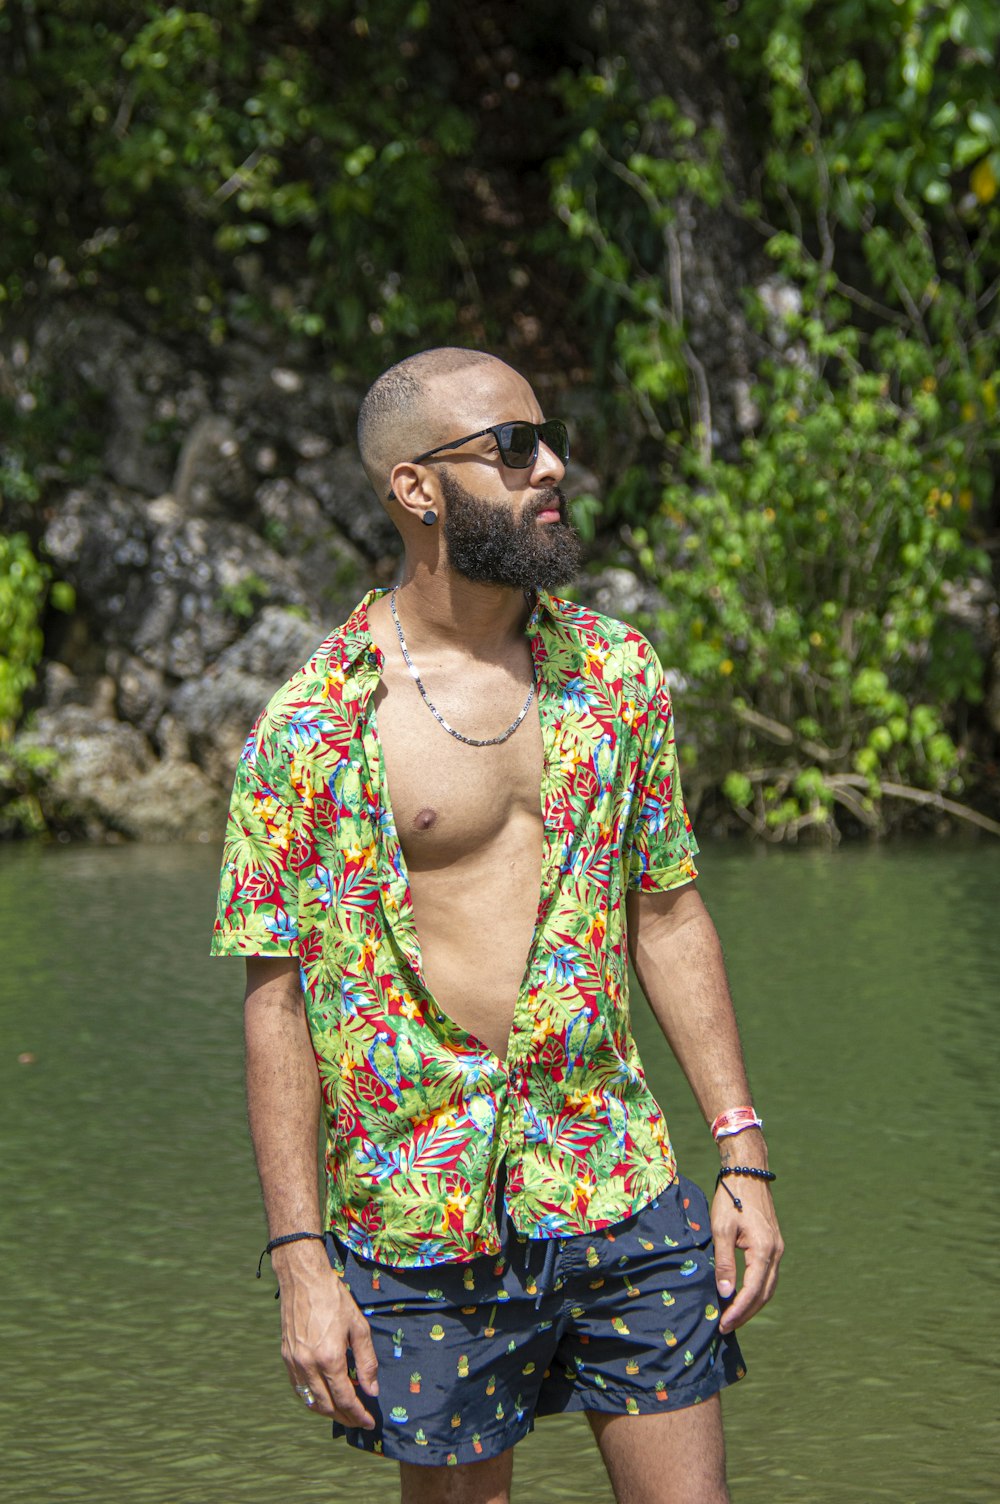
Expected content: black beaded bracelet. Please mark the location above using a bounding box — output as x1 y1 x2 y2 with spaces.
715 1165 776 1213
256 1231 327 1280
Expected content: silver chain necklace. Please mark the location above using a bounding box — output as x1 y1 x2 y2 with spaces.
389 587 537 748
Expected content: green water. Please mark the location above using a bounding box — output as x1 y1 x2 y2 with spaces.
1 840 997 1504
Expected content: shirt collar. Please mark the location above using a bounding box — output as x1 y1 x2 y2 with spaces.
327 588 386 673
527 589 563 643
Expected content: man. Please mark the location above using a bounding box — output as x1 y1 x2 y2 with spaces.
212 347 783 1504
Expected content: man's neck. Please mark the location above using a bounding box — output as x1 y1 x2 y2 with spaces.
392 566 533 651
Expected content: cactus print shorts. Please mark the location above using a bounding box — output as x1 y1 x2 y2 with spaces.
327 1172 745 1467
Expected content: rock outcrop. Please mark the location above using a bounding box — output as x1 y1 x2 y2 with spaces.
5 304 401 841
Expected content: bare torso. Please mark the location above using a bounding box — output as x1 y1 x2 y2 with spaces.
368 595 543 1059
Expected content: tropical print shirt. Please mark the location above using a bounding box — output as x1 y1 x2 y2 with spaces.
212 589 699 1267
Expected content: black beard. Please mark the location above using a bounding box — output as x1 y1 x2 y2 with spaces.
439 470 582 590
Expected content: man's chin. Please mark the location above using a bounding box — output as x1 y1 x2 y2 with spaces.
453 561 579 591
442 482 582 589
476 556 580 593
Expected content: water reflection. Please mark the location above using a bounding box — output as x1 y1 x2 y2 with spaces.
0 841 996 1502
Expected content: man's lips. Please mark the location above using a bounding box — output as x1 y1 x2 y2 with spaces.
533 490 566 524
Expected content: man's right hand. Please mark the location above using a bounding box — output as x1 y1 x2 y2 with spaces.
272 1242 380 1429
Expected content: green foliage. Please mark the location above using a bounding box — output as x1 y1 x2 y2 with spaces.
568 492 603 545
0 1 996 838
733 0 1000 216
733 0 999 516
217 571 272 621
551 67 728 456
549 2 998 836
0 0 478 364
648 348 988 833
0 742 59 837
0 533 49 741
0 391 83 750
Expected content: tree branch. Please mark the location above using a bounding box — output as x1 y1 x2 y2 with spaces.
827 775 1000 838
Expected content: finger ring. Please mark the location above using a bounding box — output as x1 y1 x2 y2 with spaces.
295 1384 317 1408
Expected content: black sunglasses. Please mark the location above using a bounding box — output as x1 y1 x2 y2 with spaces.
411 419 570 471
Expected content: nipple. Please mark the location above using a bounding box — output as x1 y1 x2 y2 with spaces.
413 807 438 831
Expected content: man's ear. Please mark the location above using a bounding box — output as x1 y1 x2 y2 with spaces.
389 462 438 521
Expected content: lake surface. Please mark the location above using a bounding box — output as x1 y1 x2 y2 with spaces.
1 839 997 1503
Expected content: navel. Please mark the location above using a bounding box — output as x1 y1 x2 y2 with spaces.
413 807 438 831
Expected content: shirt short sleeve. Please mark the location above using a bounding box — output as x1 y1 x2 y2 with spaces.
211 712 304 957
624 644 699 892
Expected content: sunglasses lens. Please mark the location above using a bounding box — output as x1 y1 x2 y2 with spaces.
496 421 570 467
540 420 570 464
498 422 538 467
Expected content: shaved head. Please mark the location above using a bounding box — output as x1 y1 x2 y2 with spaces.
356 347 516 501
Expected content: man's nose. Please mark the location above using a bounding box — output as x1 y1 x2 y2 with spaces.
531 436 566 487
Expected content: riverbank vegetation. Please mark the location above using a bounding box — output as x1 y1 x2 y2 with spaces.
1 1 997 839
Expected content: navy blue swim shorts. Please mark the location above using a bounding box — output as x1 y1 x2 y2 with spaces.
327 1173 745 1467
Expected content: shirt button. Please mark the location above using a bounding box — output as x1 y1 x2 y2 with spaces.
509 1065 524 1091
364 650 379 668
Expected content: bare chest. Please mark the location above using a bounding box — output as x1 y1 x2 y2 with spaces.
372 659 544 867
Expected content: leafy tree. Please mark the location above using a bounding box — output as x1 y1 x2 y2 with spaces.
551 0 999 837
0 0 996 837
0 0 481 355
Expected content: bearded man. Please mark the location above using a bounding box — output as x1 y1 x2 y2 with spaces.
212 347 783 1504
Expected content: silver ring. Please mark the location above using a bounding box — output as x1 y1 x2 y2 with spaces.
294 1384 318 1408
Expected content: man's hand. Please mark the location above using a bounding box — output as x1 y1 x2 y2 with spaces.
711 1178 783 1334
274 1245 380 1429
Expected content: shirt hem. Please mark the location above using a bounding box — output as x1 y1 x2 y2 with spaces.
628 859 699 893
326 1159 679 1269
209 931 300 958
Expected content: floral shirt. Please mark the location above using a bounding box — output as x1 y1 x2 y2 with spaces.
212 589 699 1266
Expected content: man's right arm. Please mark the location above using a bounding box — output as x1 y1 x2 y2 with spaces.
244 955 379 1427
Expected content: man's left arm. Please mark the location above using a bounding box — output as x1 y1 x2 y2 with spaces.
626 881 784 1334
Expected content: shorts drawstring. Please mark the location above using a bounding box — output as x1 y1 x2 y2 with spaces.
533 1236 560 1311
504 1164 561 1309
